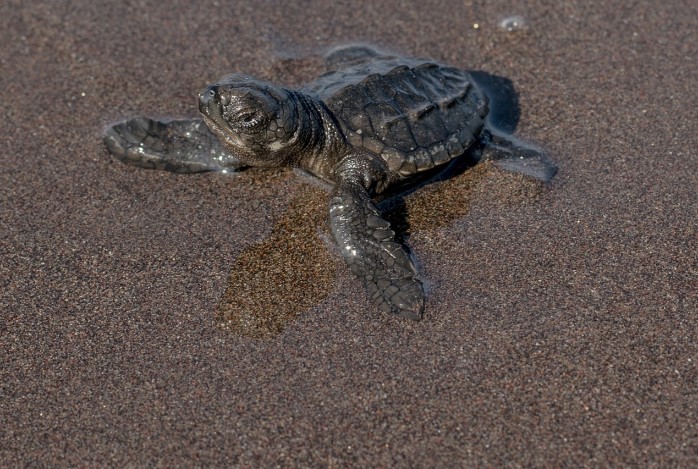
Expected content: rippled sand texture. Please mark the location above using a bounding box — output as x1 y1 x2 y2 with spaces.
2 0 696 466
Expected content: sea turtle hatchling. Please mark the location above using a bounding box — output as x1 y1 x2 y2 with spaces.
104 46 556 320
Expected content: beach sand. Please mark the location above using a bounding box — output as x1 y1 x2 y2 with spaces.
2 0 696 465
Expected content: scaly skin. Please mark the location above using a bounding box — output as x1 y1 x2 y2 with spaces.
198 75 424 319
329 155 423 319
104 47 558 321
104 117 243 173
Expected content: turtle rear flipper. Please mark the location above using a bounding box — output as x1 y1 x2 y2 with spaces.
104 117 244 173
324 44 383 70
481 130 558 182
329 172 424 320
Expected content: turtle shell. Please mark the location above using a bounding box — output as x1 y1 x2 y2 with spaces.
302 57 489 176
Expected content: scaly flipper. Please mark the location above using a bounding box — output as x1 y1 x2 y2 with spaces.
481 129 558 182
329 175 424 320
104 117 244 173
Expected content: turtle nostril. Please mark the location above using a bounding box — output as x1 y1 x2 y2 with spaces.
199 86 218 106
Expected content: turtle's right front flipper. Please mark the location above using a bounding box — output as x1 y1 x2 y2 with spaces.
329 177 425 320
104 117 244 173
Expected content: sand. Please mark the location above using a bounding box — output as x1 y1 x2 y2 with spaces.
1 0 696 466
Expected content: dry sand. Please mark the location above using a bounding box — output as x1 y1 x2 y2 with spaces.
2 0 696 466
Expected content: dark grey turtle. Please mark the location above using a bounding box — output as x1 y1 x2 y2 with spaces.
105 46 556 320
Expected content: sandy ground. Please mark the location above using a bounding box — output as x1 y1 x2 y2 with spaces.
2 0 696 466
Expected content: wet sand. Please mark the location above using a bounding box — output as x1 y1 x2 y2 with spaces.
2 0 696 466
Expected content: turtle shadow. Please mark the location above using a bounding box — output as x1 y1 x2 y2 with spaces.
469 71 521 134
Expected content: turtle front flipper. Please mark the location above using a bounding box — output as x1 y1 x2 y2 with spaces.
329 177 424 320
481 129 558 182
104 117 244 173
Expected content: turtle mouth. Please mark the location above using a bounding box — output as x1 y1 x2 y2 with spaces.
198 88 225 126
201 114 245 150
198 88 245 148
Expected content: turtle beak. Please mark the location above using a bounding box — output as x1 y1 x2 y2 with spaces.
198 86 218 116
198 85 245 150
198 86 228 130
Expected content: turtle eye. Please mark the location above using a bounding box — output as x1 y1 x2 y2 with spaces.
240 112 256 123
236 110 265 129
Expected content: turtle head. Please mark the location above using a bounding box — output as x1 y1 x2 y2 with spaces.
198 74 302 167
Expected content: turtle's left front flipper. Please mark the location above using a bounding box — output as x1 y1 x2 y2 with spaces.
329 176 425 320
104 117 244 173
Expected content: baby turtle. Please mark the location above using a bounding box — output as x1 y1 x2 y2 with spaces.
105 45 556 320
